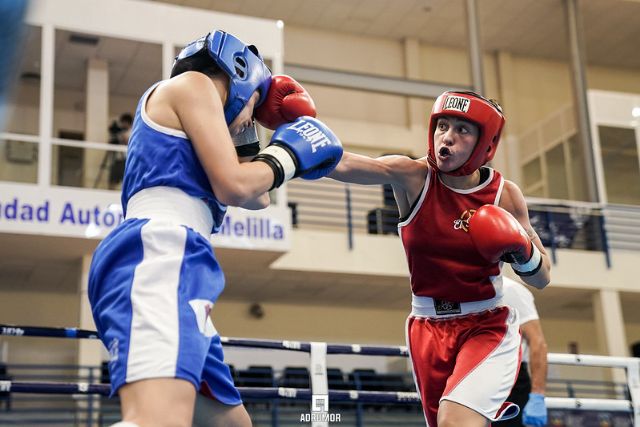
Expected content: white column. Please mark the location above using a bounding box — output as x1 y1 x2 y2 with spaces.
162 41 175 80
78 253 103 423
403 37 425 157
592 289 628 384
494 51 520 183
38 24 55 187
592 289 628 357
84 58 110 188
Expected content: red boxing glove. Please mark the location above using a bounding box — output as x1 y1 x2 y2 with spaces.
468 204 542 276
254 75 317 130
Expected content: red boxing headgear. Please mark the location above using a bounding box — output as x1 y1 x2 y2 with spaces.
427 91 505 176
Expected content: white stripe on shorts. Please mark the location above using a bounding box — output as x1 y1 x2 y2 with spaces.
126 220 187 383
441 307 521 421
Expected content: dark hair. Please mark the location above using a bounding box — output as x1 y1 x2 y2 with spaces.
119 113 133 125
454 91 503 114
170 49 221 78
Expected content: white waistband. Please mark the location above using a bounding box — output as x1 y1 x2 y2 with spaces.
411 294 503 318
125 187 213 238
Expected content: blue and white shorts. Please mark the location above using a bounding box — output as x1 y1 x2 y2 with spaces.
88 217 241 405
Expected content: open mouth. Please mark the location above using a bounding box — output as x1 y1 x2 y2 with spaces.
438 146 452 159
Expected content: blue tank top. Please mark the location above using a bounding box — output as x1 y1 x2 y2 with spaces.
121 81 227 232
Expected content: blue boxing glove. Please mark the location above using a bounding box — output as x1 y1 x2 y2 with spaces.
522 393 547 426
253 116 343 189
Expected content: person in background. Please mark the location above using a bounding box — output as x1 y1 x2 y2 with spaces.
109 113 133 146
0 0 29 131
495 276 548 427
108 113 133 189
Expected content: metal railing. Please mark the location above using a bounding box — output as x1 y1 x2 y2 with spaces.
289 179 616 261
0 132 128 190
603 204 640 252
2 131 639 263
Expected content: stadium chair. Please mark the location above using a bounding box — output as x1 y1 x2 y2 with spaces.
280 366 310 389
236 365 275 387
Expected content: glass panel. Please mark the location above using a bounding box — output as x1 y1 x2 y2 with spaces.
527 183 545 198
546 143 569 200
598 126 640 205
51 144 126 190
52 144 83 187
523 157 543 196
3 25 41 135
567 134 589 201
53 30 161 189
0 25 40 184
0 136 38 183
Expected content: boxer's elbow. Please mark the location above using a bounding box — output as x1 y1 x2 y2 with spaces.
211 178 256 206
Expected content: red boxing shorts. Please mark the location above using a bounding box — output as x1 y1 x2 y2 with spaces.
406 305 521 425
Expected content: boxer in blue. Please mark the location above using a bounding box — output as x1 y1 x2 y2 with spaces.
0 0 29 131
88 30 342 427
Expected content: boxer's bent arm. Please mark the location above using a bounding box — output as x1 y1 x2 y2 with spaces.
328 152 418 187
236 156 271 210
237 192 270 210
500 180 551 288
172 73 274 206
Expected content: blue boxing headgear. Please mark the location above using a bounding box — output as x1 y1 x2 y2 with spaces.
172 30 272 125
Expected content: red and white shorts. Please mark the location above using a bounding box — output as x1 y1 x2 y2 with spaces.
406 301 521 426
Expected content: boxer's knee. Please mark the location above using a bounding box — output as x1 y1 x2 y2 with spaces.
438 400 488 427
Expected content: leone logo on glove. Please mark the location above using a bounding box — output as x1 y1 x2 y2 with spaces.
286 119 337 153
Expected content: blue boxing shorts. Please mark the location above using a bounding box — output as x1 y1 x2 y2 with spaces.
88 216 241 405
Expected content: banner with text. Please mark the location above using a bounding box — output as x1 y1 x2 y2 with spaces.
0 183 291 251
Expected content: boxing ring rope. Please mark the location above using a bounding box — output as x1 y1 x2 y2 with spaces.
2 324 639 425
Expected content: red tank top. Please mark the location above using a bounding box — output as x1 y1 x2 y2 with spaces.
399 167 504 302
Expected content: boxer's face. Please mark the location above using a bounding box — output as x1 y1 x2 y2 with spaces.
433 116 479 172
228 91 260 137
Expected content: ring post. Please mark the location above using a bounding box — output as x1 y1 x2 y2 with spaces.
310 342 328 427
626 358 640 425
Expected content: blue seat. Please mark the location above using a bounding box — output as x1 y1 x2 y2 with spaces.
236 365 274 388
280 366 310 389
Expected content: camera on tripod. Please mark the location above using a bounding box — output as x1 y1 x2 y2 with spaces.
94 113 133 189
108 120 126 145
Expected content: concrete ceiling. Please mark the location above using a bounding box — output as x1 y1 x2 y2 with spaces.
16 0 640 100
17 27 164 99
151 0 640 69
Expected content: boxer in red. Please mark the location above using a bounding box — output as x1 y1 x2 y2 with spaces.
329 91 551 427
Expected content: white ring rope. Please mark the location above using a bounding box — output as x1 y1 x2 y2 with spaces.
1 323 638 420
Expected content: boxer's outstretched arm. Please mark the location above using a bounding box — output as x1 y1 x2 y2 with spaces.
329 152 428 217
328 151 423 186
